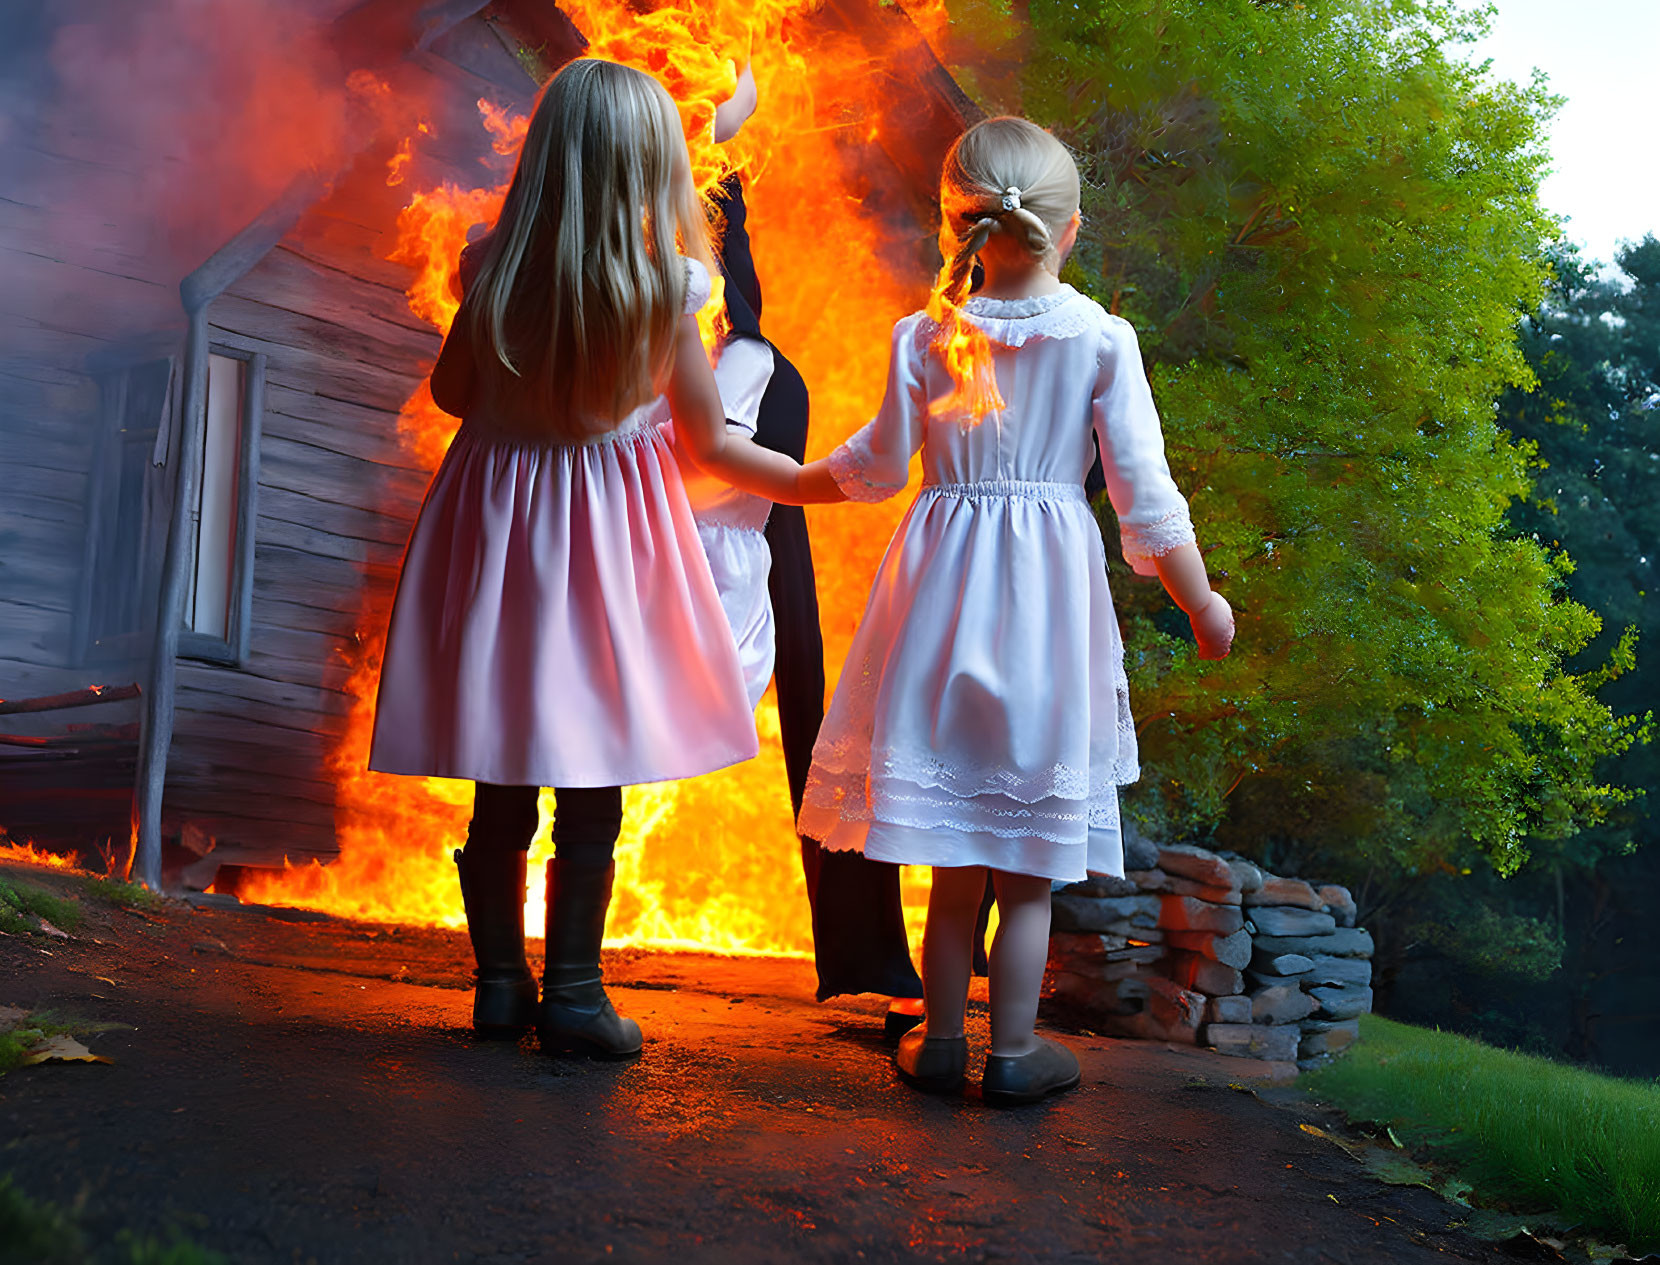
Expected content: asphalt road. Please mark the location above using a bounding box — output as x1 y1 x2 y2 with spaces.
0 863 1512 1264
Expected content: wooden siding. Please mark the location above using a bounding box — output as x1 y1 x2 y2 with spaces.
159 220 440 860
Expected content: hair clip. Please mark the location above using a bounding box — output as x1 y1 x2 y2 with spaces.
1000 186 1022 213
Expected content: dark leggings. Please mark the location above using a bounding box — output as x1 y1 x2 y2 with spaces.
468 782 621 871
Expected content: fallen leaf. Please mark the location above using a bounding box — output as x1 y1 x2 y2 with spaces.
1362 1152 1438 1189
36 919 69 939
21 1034 112 1066
1299 1121 1367 1160
1437 1175 1473 1207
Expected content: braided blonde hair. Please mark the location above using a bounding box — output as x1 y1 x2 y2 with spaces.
927 117 1081 419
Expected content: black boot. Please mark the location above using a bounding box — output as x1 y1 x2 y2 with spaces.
537 858 642 1058
454 846 538 1037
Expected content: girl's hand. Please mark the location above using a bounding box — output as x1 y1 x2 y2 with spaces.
713 63 757 143
1190 591 1235 660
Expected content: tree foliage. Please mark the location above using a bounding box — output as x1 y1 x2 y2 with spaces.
941 0 1642 874
1500 237 1660 860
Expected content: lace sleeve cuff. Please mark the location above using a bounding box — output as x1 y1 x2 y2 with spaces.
1120 507 1196 576
828 439 906 503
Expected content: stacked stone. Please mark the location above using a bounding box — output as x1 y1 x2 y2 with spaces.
1048 835 1250 1048
1045 832 1374 1070
1244 874 1372 1069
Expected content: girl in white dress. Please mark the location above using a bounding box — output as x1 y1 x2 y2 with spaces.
796 118 1236 1103
369 59 813 1058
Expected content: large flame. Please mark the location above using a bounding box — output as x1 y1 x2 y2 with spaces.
242 1 950 957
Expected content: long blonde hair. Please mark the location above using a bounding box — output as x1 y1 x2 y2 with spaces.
927 117 1081 419
461 58 714 432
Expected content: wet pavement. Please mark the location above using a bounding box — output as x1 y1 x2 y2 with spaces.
0 864 1512 1264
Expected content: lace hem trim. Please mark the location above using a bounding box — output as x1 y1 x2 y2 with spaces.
803 771 1126 845
1120 506 1197 575
828 440 904 503
809 744 1137 803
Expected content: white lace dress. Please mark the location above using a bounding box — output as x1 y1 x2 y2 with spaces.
797 286 1196 882
677 336 778 709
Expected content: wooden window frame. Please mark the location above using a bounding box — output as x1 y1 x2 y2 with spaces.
177 341 265 667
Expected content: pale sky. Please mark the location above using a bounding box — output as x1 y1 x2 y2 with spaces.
1456 0 1659 270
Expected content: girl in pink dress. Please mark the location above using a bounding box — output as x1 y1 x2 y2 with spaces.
369 58 815 1058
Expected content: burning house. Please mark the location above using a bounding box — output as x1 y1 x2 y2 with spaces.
0 0 975 949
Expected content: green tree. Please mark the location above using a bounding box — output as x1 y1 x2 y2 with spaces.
1502 237 1659 859
942 0 1642 877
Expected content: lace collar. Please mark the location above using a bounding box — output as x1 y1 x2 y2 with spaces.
949 285 1100 346
962 285 1080 319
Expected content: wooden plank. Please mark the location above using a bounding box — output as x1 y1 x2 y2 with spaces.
0 605 78 665
0 426 100 477
251 594 365 639
260 403 427 473
0 554 84 611
0 682 141 715
167 703 347 751
168 724 332 772
258 431 431 511
252 542 398 616
209 292 437 378
0 488 89 532
162 781 337 831
177 659 352 712
0 460 86 506
250 340 421 414
260 383 424 472
156 809 338 859
257 483 415 551
282 213 427 294
0 245 179 344
230 245 438 340
174 687 345 737
166 759 339 812
248 621 357 669
258 513 406 570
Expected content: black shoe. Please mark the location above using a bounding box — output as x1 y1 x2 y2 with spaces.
538 858 642 1059
454 846 538 1038
982 1037 1081 1106
883 1003 926 1046
895 1029 967 1093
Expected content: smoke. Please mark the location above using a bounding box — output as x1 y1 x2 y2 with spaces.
0 0 450 345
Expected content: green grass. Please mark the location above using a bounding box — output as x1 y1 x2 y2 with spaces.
0 1175 224 1265
0 879 84 935
0 870 162 938
73 875 162 913
1306 1014 1660 1251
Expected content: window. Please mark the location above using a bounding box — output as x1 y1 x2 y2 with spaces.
177 346 263 664
76 343 264 667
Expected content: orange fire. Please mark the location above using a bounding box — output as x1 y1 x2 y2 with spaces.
0 836 79 870
243 1 954 956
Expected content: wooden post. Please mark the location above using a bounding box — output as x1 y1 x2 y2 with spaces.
132 306 208 889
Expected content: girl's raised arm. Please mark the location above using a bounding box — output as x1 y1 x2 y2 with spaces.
667 314 844 505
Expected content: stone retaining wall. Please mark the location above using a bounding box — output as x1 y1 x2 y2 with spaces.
1045 834 1373 1070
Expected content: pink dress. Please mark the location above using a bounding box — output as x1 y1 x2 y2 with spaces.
369 259 759 788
